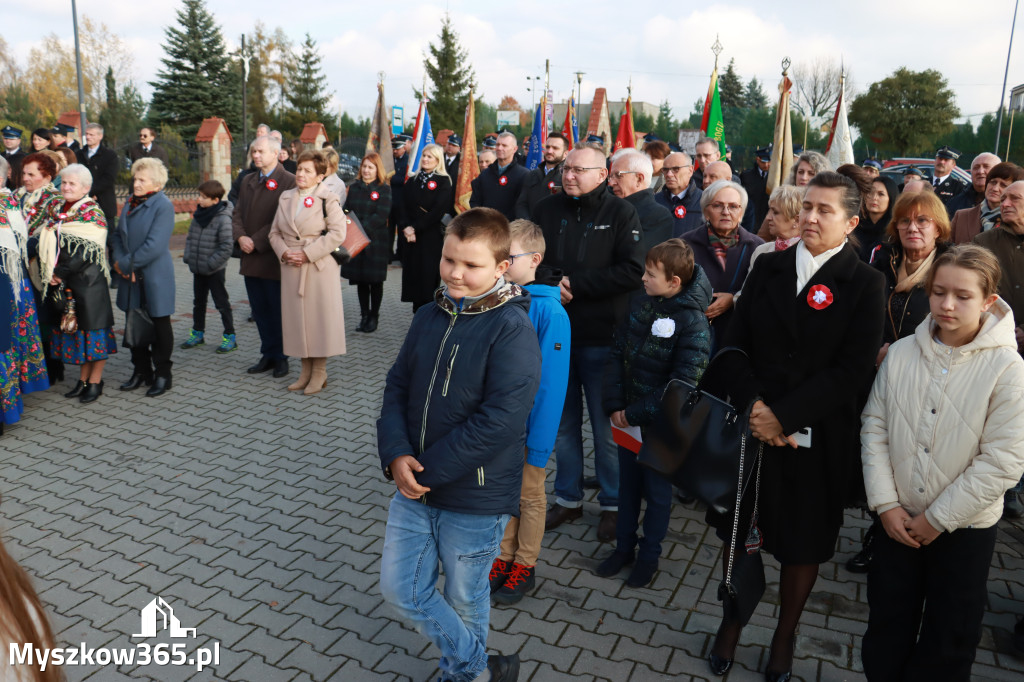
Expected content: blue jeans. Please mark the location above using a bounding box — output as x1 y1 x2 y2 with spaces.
553 345 618 510
379 493 510 682
617 445 672 563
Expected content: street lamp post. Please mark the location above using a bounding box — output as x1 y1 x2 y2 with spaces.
527 76 540 114
995 0 1020 153
71 0 88 138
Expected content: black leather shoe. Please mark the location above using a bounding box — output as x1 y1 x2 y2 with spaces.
64 380 87 398
363 314 379 333
272 358 289 378
846 524 876 573
146 376 172 397
119 373 153 391
79 381 103 404
485 653 520 682
355 313 368 332
545 504 583 530
597 511 618 542
247 357 273 374
595 550 634 577
708 652 733 676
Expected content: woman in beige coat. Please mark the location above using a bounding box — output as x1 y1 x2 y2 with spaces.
269 150 346 394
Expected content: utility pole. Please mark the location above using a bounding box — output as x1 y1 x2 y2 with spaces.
241 34 249 148
71 0 87 138
995 0 1020 153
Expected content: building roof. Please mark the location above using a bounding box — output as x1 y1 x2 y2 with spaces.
300 122 328 143
56 111 83 131
587 88 608 135
195 117 232 143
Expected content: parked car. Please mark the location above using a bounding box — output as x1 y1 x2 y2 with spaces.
880 158 971 186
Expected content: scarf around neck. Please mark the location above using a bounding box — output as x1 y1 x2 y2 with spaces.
129 192 156 210
193 202 223 228
0 194 29 300
980 200 1000 233
707 224 739 269
38 197 110 295
894 247 937 295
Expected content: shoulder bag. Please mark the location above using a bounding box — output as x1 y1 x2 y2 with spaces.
320 198 370 265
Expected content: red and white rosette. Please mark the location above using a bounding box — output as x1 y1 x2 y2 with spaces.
303 196 314 208
807 284 834 310
266 179 278 191
427 180 437 191
547 180 555 190
499 175 508 186
370 191 380 201
674 205 687 219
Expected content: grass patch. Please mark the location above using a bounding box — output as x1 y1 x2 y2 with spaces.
174 217 192 235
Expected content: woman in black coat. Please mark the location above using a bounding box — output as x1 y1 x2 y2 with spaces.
341 152 392 333
707 172 885 681
852 176 898 264
399 144 452 311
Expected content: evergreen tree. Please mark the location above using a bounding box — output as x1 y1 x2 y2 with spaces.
420 14 477 132
285 34 331 124
744 78 768 109
0 83 46 132
148 0 241 138
652 100 677 142
718 59 745 110
98 67 146 150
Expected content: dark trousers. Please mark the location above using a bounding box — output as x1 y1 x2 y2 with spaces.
244 276 285 360
616 445 672 563
130 315 173 378
862 525 997 682
192 270 234 335
357 283 383 315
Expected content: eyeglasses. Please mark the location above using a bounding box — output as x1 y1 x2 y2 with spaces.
613 170 639 179
563 166 603 175
896 216 935 231
509 252 538 262
709 202 742 214
662 165 692 175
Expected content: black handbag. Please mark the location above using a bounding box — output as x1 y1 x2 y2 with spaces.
718 434 766 625
122 264 154 349
639 346 758 514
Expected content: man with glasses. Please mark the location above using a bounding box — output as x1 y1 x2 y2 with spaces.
515 132 568 219
471 131 528 220
531 144 644 545
128 127 170 169
655 151 703 237
608 148 672 253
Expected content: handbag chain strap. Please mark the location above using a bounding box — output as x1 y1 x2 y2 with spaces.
723 432 748 591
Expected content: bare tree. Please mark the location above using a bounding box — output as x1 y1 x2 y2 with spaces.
791 57 855 125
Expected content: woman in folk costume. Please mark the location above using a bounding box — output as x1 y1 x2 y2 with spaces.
15 152 62 239
0 183 50 436
269 150 347 395
39 165 116 405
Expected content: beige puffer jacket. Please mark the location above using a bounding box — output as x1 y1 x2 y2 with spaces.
861 298 1024 532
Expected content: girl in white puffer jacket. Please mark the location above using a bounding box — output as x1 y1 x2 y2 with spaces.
860 244 1024 682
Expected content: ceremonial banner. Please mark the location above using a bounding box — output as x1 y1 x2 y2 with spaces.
700 67 726 158
613 95 635 152
825 78 855 168
367 82 395 178
767 73 794 193
525 100 546 170
562 95 579 148
405 100 434 180
455 91 480 214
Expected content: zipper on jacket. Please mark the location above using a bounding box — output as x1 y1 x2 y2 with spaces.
420 312 458 453
556 218 567 261
441 344 460 397
477 467 484 486
576 222 594 262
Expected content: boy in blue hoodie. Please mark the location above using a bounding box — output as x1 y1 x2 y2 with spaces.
489 220 571 605
377 207 541 682
597 238 711 587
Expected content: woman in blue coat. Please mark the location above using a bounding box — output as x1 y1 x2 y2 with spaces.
111 158 176 397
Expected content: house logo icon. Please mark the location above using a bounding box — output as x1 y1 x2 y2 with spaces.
132 597 196 638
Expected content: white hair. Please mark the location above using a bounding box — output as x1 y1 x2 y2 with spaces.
497 131 517 144
254 134 281 154
86 122 103 134
700 179 749 216
611 149 654 189
59 163 93 189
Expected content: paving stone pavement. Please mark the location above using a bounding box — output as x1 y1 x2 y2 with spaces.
2 255 1023 681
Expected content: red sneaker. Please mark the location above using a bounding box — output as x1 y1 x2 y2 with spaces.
493 563 535 605
489 558 511 593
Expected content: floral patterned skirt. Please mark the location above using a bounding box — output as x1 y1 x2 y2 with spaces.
51 328 117 364
1 279 50 425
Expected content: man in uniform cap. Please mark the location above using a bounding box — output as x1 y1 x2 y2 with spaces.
2 125 25 191
862 159 882 178
900 166 925 192
389 134 413 261
52 123 80 152
931 145 969 215
585 134 604 147
740 145 772 228
443 133 461 180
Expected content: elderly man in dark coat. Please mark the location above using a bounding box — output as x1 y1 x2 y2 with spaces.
470 131 528 220
127 127 171 168
77 123 119 228
608 148 672 254
655 151 703 237
232 135 296 378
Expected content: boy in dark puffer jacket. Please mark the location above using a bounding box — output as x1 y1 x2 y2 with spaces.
181 180 236 353
597 238 712 587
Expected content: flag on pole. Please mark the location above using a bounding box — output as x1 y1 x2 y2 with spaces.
767 72 794 194
562 94 579 148
367 81 395 178
405 99 434 180
700 67 726 159
825 76 855 168
455 91 480 214
525 100 547 170
613 95 636 152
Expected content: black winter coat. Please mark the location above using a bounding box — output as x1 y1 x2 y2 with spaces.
603 265 712 428
342 181 392 284
623 188 673 254
873 240 951 345
714 244 885 564
532 182 645 347
654 181 704 237
470 160 529 219
377 281 541 516
739 166 769 229
53 247 114 331
400 172 452 305
514 163 563 219
77 145 119 228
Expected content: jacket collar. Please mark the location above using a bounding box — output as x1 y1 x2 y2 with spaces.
434 279 526 316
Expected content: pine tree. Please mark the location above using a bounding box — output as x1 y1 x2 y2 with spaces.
148 0 241 138
285 34 331 123
744 78 768 109
718 58 745 110
98 67 145 150
420 14 477 132
652 100 677 141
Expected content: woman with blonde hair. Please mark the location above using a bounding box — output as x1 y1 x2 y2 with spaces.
269 150 346 395
399 143 451 311
320 148 348 204
342 152 392 332
786 150 832 187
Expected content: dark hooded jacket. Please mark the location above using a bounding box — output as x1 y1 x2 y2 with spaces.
603 264 712 428
377 280 541 516
853 176 899 264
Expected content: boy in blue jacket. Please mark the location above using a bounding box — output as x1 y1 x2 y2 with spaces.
489 220 570 605
377 207 541 682
597 238 711 587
